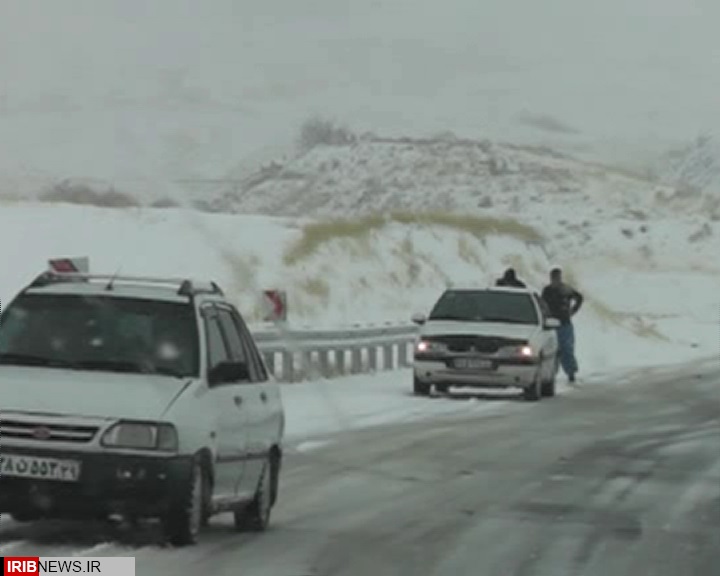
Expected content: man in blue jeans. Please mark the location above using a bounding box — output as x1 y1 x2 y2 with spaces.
541 267 584 382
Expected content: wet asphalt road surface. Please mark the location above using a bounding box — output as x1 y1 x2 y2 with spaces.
2 365 718 576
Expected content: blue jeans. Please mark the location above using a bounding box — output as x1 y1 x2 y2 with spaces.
556 322 578 378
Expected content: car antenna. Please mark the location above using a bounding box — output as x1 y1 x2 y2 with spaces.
105 266 122 291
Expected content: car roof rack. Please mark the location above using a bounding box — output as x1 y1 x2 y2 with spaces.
28 271 224 297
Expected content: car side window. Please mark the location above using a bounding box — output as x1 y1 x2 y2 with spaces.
216 308 247 363
232 309 268 382
204 310 230 374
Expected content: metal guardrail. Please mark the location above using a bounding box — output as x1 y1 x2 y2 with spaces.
250 323 420 382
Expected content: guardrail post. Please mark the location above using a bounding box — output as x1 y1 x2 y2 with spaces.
335 349 346 375
398 341 410 367
383 343 394 370
351 347 362 374
368 345 378 372
318 349 331 378
300 350 312 381
263 352 276 379
282 351 294 383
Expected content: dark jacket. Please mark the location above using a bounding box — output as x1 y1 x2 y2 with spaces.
541 282 583 324
496 269 526 288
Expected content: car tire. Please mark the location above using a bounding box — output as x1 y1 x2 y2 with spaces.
200 468 213 528
435 384 449 394
163 460 205 547
234 459 272 532
413 377 431 396
269 450 281 507
523 370 542 402
541 355 558 398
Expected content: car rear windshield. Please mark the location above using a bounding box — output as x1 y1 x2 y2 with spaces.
428 290 539 325
0 293 199 378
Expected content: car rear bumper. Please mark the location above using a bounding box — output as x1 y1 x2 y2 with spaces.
414 357 538 389
0 446 194 519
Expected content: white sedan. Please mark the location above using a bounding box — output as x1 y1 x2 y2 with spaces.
411 286 559 401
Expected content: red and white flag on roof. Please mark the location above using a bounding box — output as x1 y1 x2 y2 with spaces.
48 257 89 274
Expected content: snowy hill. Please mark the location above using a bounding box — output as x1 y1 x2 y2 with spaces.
0 202 716 379
194 134 719 254
655 135 720 194
209 134 666 217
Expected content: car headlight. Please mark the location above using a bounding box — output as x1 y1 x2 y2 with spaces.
519 345 534 357
415 339 448 354
499 344 535 358
101 421 178 451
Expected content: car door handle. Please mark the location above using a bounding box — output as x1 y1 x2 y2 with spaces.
234 396 243 407
260 392 268 403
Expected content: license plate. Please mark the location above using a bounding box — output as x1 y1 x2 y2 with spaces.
0 454 81 482
453 358 493 370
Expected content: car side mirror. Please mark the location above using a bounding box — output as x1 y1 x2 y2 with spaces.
411 312 427 325
544 318 560 330
208 361 250 386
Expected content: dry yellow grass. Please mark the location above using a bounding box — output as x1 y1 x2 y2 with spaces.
283 211 543 264
299 277 330 300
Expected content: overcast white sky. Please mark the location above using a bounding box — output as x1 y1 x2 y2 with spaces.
0 0 717 184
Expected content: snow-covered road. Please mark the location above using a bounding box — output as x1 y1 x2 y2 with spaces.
2 360 718 576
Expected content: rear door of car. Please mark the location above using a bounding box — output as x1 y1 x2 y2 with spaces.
215 304 265 496
201 304 249 499
232 309 283 454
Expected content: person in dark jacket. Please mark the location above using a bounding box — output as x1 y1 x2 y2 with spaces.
495 268 526 288
541 267 583 382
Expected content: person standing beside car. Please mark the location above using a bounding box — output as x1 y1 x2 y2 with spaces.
541 267 583 382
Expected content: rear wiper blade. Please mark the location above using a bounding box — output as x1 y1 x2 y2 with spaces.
0 353 79 369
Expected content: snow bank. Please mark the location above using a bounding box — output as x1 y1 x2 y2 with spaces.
0 202 715 379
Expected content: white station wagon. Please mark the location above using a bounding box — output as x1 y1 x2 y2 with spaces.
0 270 284 546
411 286 560 401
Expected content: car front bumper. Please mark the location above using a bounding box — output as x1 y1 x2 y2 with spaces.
0 446 194 519
414 356 539 389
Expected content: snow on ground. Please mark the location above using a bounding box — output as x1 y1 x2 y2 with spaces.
209 137 672 219
280 369 525 444
655 135 720 194
0 203 296 322
0 201 715 384
0 198 716 556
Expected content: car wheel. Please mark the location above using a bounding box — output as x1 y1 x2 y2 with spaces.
200 467 213 527
269 450 281 507
163 460 205 546
234 459 272 532
413 377 430 396
523 370 542 402
435 384 449 394
541 355 558 398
